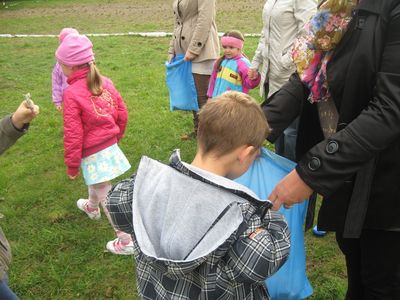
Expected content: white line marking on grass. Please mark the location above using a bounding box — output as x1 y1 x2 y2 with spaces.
0 32 261 38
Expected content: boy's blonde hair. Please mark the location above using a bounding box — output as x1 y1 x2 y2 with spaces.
197 91 270 157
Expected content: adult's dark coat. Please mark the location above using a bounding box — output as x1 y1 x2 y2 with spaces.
263 0 400 238
0 115 27 280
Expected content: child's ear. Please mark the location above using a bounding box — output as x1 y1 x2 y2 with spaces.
237 145 256 163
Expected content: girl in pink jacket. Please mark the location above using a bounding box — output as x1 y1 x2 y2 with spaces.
55 34 133 255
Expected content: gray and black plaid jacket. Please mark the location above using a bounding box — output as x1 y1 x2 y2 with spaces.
106 151 290 299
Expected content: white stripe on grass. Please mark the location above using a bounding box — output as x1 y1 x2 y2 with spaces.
0 32 261 38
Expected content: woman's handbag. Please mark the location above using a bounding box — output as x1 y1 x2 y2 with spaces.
166 54 198 112
235 148 313 300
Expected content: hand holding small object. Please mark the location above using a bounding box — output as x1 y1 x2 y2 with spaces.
24 93 34 111
11 95 40 129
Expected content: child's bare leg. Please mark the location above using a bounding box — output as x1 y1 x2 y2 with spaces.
95 181 132 244
87 184 100 209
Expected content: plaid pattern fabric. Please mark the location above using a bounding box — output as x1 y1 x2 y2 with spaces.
106 153 290 299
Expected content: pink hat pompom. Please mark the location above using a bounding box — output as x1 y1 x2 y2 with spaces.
56 34 94 66
58 28 79 43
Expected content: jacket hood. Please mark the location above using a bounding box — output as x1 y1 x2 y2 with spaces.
132 150 266 278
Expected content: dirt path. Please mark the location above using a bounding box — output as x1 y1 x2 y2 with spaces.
1 0 264 34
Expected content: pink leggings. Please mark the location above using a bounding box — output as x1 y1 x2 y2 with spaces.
88 182 132 243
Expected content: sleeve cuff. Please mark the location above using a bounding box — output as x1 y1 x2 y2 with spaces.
3 114 28 135
67 167 80 177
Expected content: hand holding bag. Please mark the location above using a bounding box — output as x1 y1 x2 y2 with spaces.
166 54 198 112
235 148 313 300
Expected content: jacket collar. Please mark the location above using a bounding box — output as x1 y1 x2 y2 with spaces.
356 0 396 20
224 54 244 61
169 149 272 209
67 67 90 85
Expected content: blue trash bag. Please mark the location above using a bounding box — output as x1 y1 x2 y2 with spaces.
165 54 198 112
235 147 313 300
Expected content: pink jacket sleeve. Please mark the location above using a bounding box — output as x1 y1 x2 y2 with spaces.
63 89 83 176
207 61 219 98
237 59 261 94
52 63 64 107
116 93 128 141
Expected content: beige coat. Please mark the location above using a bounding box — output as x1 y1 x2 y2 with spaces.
251 0 316 97
168 0 220 63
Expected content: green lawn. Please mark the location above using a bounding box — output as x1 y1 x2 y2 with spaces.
0 1 346 299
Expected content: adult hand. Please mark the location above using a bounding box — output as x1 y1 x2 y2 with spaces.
11 100 40 129
248 68 258 80
184 50 197 61
268 169 313 210
167 53 175 63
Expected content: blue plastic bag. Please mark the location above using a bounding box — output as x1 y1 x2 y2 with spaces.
235 148 313 300
166 54 198 112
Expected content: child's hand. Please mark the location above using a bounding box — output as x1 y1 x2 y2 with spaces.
67 167 80 180
56 105 63 113
248 68 258 80
68 174 79 180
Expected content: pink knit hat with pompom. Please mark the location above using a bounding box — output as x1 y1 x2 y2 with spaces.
58 28 79 43
56 34 94 66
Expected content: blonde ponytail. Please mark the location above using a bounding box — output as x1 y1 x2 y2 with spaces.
87 63 103 96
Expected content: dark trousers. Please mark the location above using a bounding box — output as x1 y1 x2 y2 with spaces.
274 117 299 162
263 79 299 162
192 73 210 133
0 274 19 300
336 230 400 300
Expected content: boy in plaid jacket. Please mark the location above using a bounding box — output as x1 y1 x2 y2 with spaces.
107 91 290 299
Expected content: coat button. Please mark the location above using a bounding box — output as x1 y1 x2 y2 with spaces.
181 36 185 40
197 42 202 47
177 21 180 25
308 157 321 171
326 140 339 154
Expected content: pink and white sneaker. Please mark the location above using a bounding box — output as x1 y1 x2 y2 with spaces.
106 238 134 255
76 199 101 220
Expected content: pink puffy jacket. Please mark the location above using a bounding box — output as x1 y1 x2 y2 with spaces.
63 67 128 176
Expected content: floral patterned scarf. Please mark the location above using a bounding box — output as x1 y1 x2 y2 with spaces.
292 0 358 104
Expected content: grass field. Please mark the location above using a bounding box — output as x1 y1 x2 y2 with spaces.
1 1 346 299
